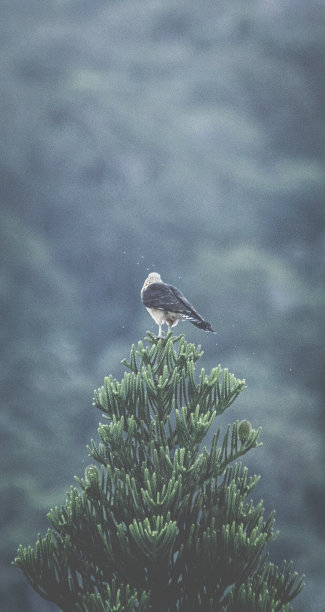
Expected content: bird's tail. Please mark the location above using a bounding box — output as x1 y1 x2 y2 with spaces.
193 319 216 333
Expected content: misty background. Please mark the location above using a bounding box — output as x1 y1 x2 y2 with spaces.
1 1 324 610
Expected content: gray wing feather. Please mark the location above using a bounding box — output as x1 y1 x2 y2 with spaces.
142 282 215 332
142 283 203 320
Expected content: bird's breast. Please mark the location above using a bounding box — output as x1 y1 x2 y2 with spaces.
146 307 166 326
146 307 183 327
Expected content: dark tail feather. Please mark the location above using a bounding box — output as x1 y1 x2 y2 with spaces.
192 319 216 333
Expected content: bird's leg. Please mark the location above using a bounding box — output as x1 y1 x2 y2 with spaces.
167 324 172 335
157 325 163 338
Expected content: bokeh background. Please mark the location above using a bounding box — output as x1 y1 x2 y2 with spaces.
1 1 324 610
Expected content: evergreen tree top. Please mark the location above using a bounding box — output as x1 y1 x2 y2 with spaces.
14 334 304 611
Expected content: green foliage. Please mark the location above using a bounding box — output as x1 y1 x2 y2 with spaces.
14 335 304 610
76 580 150 612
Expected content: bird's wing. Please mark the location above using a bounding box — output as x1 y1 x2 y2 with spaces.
142 282 204 322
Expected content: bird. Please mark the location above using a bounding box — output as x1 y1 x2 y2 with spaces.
141 272 215 337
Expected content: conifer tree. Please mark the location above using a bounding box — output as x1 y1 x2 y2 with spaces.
14 334 304 611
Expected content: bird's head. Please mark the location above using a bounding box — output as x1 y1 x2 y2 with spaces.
146 272 162 284
141 272 162 294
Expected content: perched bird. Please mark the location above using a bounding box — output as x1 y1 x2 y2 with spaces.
141 272 215 337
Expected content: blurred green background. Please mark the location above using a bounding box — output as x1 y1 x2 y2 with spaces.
1 1 324 610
